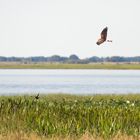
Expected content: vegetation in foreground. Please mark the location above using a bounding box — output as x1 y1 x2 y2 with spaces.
0 94 140 140
0 132 140 140
0 62 140 69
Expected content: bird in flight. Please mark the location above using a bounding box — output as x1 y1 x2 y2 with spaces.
96 27 112 45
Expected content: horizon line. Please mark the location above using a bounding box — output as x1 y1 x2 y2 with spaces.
0 55 140 59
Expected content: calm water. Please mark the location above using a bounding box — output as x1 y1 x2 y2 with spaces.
0 69 140 95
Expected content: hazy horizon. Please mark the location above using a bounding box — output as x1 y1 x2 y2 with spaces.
0 0 140 58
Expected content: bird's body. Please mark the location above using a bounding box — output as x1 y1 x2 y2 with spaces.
96 27 112 45
35 93 39 99
96 38 106 45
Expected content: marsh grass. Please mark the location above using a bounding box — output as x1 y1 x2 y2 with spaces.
0 94 140 139
0 62 140 69
0 132 139 140
0 132 140 140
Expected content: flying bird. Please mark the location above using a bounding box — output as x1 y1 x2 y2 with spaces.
96 27 112 45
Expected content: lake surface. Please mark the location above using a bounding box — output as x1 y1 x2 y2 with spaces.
0 69 140 95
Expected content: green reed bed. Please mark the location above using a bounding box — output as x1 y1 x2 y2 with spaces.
0 94 140 139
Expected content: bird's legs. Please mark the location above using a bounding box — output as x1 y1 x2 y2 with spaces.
107 40 112 42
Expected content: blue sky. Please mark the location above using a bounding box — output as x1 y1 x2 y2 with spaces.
0 0 140 58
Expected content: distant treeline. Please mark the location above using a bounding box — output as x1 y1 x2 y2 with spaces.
0 55 140 63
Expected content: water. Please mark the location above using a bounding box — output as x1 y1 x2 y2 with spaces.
0 69 140 95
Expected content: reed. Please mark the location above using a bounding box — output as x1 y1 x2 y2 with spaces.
0 94 140 139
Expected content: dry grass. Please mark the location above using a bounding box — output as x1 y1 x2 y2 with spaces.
0 132 42 140
0 132 139 140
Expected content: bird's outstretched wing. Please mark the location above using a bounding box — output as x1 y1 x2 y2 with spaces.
96 27 108 45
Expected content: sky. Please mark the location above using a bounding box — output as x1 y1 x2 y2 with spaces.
0 0 140 58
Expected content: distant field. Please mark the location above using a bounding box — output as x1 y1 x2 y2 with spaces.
0 94 140 139
0 62 140 69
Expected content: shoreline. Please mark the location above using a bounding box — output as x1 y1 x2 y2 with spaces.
0 63 140 69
